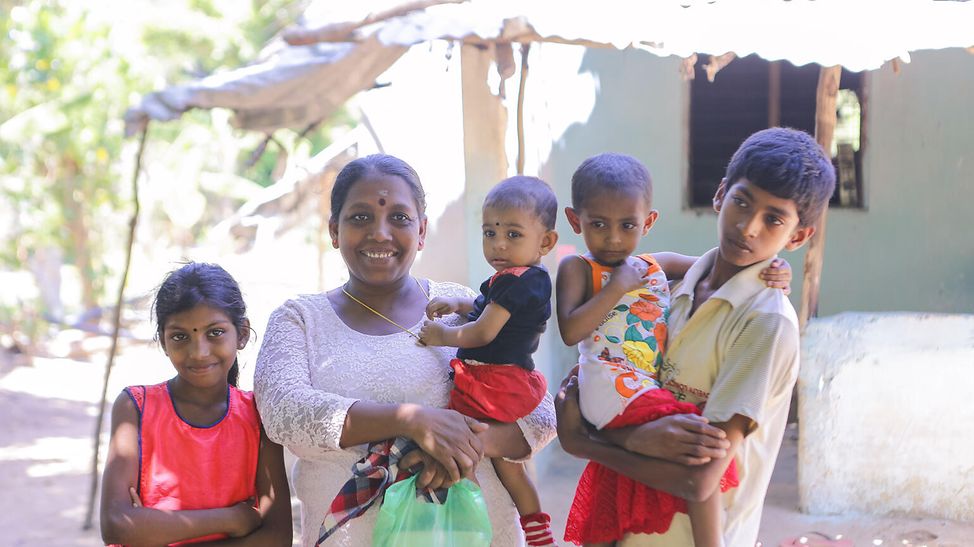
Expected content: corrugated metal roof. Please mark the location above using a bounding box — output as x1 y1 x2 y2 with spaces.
359 0 974 71
125 0 974 136
125 37 406 136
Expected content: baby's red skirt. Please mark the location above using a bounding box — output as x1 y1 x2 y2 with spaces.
448 358 548 423
564 388 739 545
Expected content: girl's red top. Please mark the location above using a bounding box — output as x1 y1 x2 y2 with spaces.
125 381 261 545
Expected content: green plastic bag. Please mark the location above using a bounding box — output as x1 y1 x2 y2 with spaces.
372 475 492 547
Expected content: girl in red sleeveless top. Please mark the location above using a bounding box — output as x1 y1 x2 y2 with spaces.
100 263 291 546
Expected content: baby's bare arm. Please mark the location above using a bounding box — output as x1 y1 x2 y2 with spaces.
420 302 511 348
556 255 638 345
426 296 477 319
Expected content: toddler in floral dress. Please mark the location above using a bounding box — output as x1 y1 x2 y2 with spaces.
556 153 789 546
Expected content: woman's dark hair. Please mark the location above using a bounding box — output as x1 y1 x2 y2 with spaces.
330 154 427 219
152 262 249 386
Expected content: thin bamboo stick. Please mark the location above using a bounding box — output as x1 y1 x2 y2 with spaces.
516 43 530 175
283 0 466 45
82 125 149 530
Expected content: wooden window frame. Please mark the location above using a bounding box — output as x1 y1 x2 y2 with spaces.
684 55 867 211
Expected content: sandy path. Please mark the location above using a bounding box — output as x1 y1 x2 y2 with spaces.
0 343 168 547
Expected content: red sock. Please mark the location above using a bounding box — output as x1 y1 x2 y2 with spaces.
521 511 556 546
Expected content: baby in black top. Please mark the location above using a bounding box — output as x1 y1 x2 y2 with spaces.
456 263 549 370
419 175 559 546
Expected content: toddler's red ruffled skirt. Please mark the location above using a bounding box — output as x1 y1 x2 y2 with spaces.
564 388 739 545
448 359 548 423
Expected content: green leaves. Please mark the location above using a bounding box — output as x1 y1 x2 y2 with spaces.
0 1 312 305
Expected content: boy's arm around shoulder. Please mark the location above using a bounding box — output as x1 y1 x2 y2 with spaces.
654 252 793 292
653 251 698 281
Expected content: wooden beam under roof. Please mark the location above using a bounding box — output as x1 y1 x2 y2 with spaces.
799 65 841 332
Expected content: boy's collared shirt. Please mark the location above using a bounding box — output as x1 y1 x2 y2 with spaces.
621 248 800 547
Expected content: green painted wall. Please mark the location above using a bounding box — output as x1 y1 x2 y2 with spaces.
542 47 974 317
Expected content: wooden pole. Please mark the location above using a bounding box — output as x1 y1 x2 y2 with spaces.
82 125 149 530
515 43 530 175
798 65 841 332
703 52 736 83
680 53 698 81
460 43 508 289
317 170 334 292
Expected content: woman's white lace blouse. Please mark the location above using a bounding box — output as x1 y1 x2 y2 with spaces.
254 280 557 546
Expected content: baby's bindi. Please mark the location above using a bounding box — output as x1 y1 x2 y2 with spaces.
378 198 386 206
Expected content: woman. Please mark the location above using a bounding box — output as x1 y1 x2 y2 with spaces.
254 154 557 546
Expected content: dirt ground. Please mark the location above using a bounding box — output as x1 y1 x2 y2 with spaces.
2 343 973 547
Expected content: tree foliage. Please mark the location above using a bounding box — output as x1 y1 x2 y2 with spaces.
0 0 335 332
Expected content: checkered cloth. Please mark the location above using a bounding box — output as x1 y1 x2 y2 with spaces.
317 437 447 546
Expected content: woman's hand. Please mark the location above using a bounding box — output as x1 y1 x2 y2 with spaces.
405 407 487 484
399 449 457 490
621 414 730 465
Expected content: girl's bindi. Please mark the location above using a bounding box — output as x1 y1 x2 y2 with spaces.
378 198 386 206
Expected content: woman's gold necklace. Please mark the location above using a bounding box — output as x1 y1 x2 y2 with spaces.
341 277 430 341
